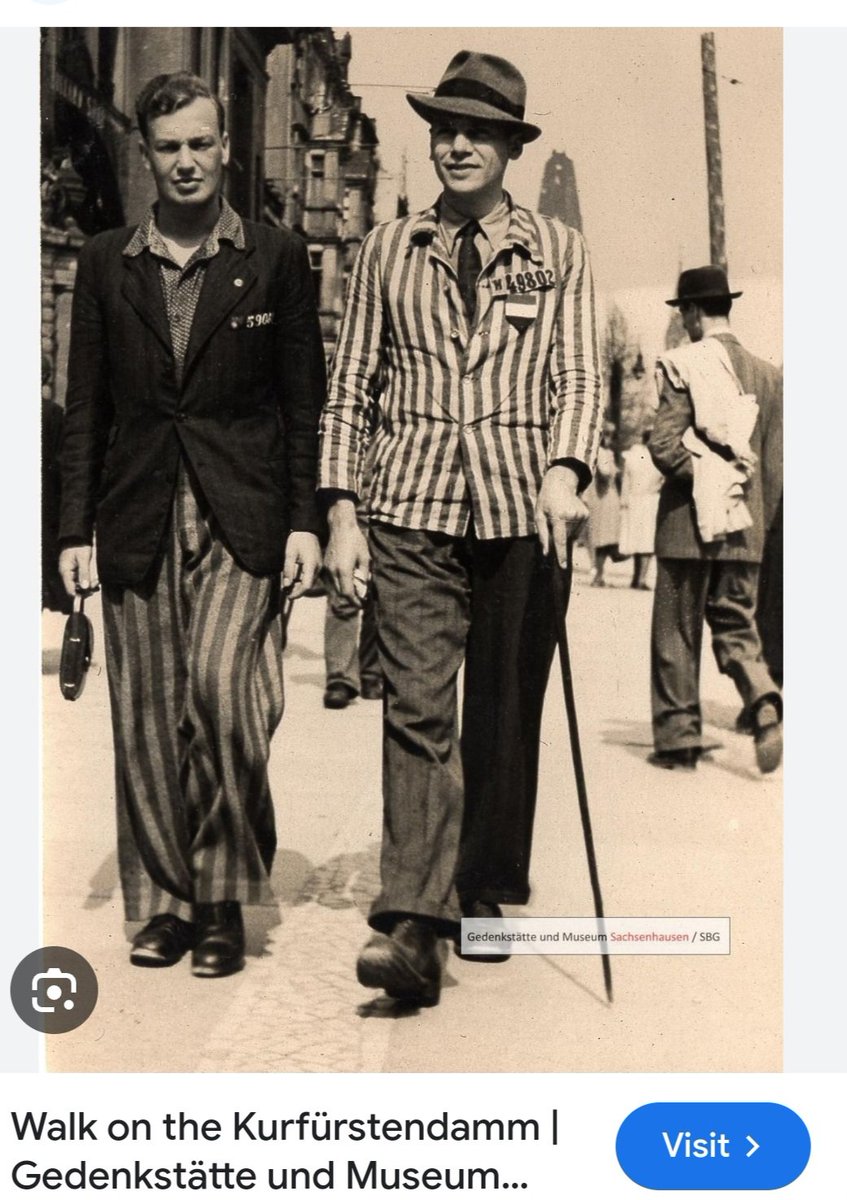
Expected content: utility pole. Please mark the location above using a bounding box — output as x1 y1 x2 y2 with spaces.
701 32 727 271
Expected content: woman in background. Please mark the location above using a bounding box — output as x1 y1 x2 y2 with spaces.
584 422 622 586
619 428 664 589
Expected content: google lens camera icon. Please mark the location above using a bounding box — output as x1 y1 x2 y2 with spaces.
11 947 97 1032
31 966 77 1013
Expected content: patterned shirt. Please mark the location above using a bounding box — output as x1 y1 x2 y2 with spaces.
319 195 603 540
122 197 245 385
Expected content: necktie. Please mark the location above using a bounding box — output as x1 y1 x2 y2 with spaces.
456 220 482 324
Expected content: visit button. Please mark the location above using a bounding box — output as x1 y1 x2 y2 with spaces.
616 1103 810 1190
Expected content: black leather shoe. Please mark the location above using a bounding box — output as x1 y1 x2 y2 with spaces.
454 900 510 963
356 918 441 1005
360 676 384 701
735 706 754 735
191 902 245 978
648 747 701 770
130 914 195 968
323 681 357 709
753 700 782 774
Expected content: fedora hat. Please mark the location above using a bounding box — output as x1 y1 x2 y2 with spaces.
666 265 743 307
407 51 541 143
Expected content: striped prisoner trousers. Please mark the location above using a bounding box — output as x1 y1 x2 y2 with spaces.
102 465 284 922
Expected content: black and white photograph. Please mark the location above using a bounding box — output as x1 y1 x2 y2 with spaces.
39 26 783 1074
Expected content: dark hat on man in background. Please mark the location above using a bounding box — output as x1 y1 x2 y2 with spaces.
406 51 541 144
666 265 743 307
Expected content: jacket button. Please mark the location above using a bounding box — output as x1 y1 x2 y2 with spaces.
233 278 244 288
175 412 186 422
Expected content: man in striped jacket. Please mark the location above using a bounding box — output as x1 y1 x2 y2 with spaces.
319 51 602 1005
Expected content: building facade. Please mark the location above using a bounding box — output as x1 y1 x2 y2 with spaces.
265 31 379 353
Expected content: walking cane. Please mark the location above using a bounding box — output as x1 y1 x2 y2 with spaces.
550 540 613 1003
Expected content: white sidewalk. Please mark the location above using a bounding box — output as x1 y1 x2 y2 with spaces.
41 557 781 1074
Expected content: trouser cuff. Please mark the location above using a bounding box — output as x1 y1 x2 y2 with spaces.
368 906 460 938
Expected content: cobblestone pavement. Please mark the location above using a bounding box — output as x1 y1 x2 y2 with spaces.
41 553 781 1074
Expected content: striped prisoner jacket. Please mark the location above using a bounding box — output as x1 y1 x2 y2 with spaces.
319 196 602 538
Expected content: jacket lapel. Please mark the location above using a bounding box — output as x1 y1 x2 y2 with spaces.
120 251 173 354
182 239 257 380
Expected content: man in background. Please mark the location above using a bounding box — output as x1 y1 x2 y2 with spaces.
649 266 783 773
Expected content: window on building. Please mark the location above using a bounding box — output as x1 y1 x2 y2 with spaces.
190 29 204 77
308 152 325 206
211 28 224 95
309 248 323 307
57 29 95 89
228 57 254 218
96 29 118 101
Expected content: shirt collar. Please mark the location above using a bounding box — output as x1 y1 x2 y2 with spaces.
408 192 543 264
438 192 511 256
122 195 245 260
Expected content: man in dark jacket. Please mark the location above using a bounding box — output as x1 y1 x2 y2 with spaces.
649 266 783 774
58 72 326 976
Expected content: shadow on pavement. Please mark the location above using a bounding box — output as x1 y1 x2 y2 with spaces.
271 848 315 905
84 852 120 908
357 997 433 1020
296 846 380 918
285 670 326 688
283 639 324 663
539 954 613 1009
42 646 62 675
601 719 724 758
702 698 745 732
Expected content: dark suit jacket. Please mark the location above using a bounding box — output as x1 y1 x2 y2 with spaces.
649 332 782 562
60 217 326 587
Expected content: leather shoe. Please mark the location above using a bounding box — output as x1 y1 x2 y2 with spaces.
356 918 441 1005
753 700 782 774
454 900 510 963
735 706 754 735
130 914 195 968
648 747 701 770
323 681 356 709
191 902 245 978
360 676 384 701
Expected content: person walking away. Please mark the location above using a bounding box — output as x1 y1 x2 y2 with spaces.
648 266 782 774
